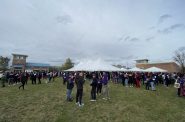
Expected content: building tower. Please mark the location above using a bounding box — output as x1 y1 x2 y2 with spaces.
12 54 28 72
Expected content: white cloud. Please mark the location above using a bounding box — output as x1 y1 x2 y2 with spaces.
0 0 185 66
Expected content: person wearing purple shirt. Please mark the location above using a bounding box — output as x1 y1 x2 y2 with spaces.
180 75 185 96
102 72 110 100
102 72 108 85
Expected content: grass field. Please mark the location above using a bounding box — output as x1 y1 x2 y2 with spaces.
0 78 185 122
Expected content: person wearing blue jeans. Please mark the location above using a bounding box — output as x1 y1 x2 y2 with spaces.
150 77 156 91
124 73 129 87
66 74 74 102
102 72 110 100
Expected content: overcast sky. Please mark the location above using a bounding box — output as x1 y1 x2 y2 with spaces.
0 0 185 66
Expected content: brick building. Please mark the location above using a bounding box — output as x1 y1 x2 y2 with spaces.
26 62 50 72
136 59 180 73
12 54 28 72
12 54 50 72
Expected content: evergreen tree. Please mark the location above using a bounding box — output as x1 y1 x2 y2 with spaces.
61 58 74 70
0 56 10 71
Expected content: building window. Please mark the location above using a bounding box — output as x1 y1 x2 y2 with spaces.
16 56 19 59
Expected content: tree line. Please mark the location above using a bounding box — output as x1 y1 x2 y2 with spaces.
0 47 185 73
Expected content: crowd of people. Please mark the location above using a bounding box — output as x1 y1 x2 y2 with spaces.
62 71 185 107
0 71 58 89
1 70 185 107
64 72 110 107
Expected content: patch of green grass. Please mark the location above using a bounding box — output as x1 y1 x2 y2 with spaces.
0 78 185 122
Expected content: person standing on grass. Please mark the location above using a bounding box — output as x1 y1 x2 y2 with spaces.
25 72 29 85
135 73 141 88
33 72 37 84
179 74 185 96
124 73 129 87
75 72 85 107
175 76 181 97
150 74 156 91
145 74 150 90
48 72 52 83
66 74 74 102
30 72 34 84
90 74 98 101
63 72 68 85
97 73 102 95
165 74 170 87
102 72 110 100
128 73 134 87
19 72 26 90
38 72 42 84
0 73 6 87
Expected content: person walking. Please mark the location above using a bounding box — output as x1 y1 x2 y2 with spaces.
19 73 27 90
75 72 85 107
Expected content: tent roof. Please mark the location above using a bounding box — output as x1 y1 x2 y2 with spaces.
144 67 167 72
66 59 121 72
128 67 144 72
120 68 128 71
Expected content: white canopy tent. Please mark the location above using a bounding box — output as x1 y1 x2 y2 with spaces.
128 67 144 72
120 68 129 72
66 59 122 72
144 67 167 72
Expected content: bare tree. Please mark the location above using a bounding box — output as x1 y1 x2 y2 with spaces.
173 47 185 73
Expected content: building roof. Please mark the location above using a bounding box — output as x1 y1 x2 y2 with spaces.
12 64 23 68
144 67 167 72
26 62 50 67
139 61 178 65
135 59 149 61
12 53 28 57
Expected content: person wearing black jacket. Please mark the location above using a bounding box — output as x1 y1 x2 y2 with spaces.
145 76 150 90
66 74 74 102
30 72 34 84
75 72 85 107
97 74 102 95
90 74 98 101
38 72 42 84
19 73 27 90
25 72 29 85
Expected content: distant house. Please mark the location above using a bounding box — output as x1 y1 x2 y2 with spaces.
26 62 50 72
12 54 50 72
135 59 180 73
